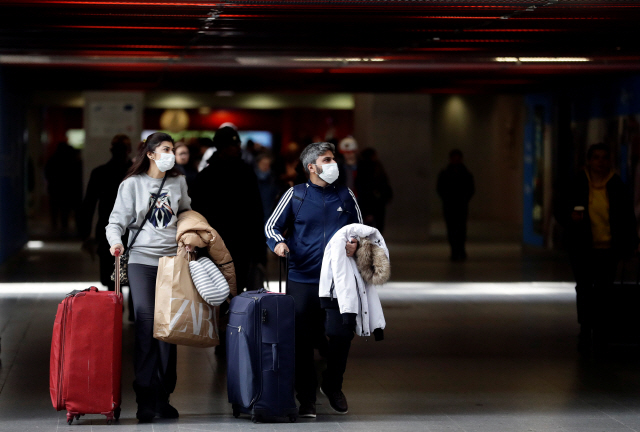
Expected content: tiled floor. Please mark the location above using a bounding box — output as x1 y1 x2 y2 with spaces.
2 239 640 431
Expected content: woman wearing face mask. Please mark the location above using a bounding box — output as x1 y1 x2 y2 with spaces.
106 132 191 423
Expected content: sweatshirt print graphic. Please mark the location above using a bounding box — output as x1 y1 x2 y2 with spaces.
149 190 174 228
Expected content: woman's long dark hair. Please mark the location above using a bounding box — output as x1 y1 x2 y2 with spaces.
124 132 181 180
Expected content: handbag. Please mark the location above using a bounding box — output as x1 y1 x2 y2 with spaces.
111 174 167 285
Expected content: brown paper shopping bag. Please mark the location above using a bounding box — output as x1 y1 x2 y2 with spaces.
153 253 220 348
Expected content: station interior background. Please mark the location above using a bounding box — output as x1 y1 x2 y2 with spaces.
3 1 640 431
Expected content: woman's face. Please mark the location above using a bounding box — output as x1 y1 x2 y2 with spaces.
148 141 175 164
175 146 189 165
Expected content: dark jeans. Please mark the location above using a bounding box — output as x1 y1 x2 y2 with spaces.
570 248 618 328
128 264 177 394
443 205 468 259
287 280 354 405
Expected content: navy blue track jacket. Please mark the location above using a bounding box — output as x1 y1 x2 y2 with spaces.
265 181 363 284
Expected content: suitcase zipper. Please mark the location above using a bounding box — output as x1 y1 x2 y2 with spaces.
250 297 262 407
57 298 71 409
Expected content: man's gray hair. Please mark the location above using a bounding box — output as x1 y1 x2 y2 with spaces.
300 142 336 175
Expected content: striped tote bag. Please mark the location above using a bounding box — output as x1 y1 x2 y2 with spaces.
189 256 230 307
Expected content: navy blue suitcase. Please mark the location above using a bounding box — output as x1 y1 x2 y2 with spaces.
227 289 298 423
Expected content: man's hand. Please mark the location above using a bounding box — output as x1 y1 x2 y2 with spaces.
275 242 290 257
346 237 358 258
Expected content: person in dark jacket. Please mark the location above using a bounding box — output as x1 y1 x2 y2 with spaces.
190 126 265 293
437 149 475 261
265 142 363 418
556 143 639 353
79 134 134 318
355 147 393 234
45 141 83 234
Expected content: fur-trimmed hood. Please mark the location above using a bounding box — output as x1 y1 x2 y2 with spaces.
356 237 391 286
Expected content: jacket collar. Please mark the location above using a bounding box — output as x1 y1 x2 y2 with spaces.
307 180 336 191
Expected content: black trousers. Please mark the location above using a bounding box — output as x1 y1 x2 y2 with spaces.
443 205 468 259
287 280 354 405
570 248 618 328
128 264 177 394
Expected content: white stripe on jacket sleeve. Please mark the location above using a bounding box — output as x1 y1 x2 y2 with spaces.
265 187 294 243
348 188 363 224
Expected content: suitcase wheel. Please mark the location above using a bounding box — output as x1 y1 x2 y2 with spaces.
107 420 112 426
75 415 81 421
232 407 240 418
289 414 297 423
67 419 73 426
251 415 259 423
114 408 121 421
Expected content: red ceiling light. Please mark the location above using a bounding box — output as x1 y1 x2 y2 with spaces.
15 1 220 6
55 25 199 30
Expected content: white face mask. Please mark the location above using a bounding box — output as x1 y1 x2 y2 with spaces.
316 162 339 184
153 152 175 172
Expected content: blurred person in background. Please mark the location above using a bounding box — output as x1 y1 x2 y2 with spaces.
255 152 285 223
338 136 359 193
355 148 393 234
197 137 215 172
242 139 259 167
437 149 475 262
277 141 306 187
45 141 83 235
174 140 197 192
79 134 134 319
556 143 639 354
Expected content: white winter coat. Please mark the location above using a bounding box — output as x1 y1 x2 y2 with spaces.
319 223 387 337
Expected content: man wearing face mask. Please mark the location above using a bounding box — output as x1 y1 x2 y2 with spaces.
265 142 363 419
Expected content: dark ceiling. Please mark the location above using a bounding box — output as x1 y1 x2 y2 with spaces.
1 0 640 93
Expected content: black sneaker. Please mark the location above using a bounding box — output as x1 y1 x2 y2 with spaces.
135 386 156 423
156 401 179 419
298 403 316 418
320 386 348 414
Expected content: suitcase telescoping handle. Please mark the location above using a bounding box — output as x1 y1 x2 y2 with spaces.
114 249 122 296
278 251 289 293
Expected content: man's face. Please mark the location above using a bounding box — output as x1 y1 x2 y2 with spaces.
310 150 336 175
450 154 462 165
588 149 611 175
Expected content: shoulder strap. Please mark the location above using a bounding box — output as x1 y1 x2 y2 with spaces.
336 185 353 210
126 174 167 253
291 183 308 220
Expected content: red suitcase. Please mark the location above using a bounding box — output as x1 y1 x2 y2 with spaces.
50 256 123 425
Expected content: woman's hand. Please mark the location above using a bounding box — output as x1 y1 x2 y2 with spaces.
345 238 358 257
185 245 194 252
110 244 124 257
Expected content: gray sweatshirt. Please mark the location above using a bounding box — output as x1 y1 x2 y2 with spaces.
106 173 191 266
